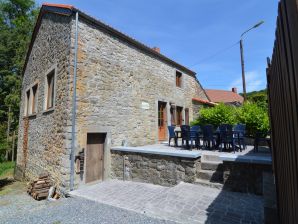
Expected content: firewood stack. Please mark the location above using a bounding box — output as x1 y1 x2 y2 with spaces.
27 173 52 200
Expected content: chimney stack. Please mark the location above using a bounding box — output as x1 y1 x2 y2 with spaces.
232 87 237 93
152 47 160 53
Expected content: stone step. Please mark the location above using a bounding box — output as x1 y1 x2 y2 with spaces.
194 178 223 189
201 160 223 171
201 154 221 162
197 170 224 183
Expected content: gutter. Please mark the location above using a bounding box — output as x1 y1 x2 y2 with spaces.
70 11 79 191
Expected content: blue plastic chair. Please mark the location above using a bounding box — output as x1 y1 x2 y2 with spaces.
202 125 216 149
219 128 237 153
168 126 177 146
190 125 201 148
234 124 246 150
180 125 190 148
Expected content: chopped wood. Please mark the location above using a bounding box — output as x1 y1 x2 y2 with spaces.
27 175 52 201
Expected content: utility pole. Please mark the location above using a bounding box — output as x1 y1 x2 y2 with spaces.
240 21 264 102
240 39 247 101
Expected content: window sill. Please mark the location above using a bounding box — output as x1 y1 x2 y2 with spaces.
42 107 55 114
23 113 37 119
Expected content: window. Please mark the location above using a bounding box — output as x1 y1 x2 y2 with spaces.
176 106 183 125
25 89 31 116
46 70 55 110
176 71 182 87
32 84 38 114
24 83 38 116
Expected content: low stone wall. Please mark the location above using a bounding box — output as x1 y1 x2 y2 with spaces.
222 161 272 195
111 151 200 186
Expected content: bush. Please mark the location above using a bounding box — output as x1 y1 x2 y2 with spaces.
236 103 270 137
192 102 270 137
191 103 237 127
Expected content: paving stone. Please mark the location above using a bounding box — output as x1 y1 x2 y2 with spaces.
70 180 264 223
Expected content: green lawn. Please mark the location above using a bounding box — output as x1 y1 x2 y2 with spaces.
0 161 15 178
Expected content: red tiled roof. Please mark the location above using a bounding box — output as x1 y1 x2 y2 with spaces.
192 98 217 106
43 3 73 9
205 89 244 104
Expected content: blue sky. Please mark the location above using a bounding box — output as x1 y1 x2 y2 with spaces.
37 0 278 93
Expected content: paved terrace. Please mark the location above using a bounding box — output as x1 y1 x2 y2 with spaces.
70 180 264 224
113 142 272 164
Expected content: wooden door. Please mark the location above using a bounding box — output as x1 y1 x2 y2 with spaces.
85 133 105 183
158 102 167 140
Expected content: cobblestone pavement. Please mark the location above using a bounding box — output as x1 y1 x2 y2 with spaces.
70 180 264 224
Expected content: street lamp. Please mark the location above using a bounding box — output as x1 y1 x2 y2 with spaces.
240 20 264 101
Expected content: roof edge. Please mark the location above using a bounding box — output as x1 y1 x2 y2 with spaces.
22 3 196 77
192 98 217 106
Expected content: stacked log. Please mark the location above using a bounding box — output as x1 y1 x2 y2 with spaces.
27 174 52 200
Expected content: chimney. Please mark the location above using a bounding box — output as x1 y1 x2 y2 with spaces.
232 87 237 93
152 47 160 53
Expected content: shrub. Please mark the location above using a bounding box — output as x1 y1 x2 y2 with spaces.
236 103 270 137
191 103 237 128
192 102 270 137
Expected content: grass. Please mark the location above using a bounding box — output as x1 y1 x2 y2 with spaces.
0 161 15 178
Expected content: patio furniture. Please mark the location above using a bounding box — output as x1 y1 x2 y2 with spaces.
218 127 237 153
190 125 201 149
181 125 191 149
234 124 246 150
254 132 271 152
168 126 177 146
202 125 217 149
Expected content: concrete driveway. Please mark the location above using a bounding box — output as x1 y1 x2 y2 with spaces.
70 180 263 224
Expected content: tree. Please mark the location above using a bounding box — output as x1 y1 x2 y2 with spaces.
0 0 38 160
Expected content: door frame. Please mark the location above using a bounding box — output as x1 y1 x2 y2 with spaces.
85 133 106 184
157 101 168 141
78 126 112 186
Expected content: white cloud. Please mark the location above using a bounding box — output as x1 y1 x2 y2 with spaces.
228 71 265 93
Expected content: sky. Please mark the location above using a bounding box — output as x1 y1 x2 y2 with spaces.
36 0 279 93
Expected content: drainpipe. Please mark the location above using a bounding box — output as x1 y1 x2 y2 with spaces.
70 11 79 191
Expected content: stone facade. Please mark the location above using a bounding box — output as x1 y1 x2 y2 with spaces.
16 7 208 192
16 13 73 193
111 151 200 186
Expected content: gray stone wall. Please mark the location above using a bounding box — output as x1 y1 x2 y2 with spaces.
222 161 272 195
16 13 72 193
111 151 200 186
74 17 208 151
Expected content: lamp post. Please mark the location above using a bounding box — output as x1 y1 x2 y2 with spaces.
240 21 264 101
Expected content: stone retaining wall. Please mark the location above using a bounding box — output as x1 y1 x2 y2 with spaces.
111 151 200 186
111 150 273 196
222 161 272 195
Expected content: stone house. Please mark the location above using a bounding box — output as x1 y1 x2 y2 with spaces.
205 87 244 106
16 3 209 193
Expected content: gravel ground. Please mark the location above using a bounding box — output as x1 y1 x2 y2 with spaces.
0 193 176 224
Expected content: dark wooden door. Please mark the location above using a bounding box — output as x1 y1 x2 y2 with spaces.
85 133 105 183
158 102 167 140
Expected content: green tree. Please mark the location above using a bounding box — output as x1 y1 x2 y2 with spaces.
0 0 38 160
